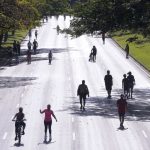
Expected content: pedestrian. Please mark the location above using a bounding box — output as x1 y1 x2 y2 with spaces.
102 32 105 44
104 70 113 99
91 46 97 62
33 39 38 54
29 29 32 40
125 43 129 58
56 25 60 35
27 50 31 64
77 80 89 110
48 50 52 64
117 94 127 129
40 104 57 142
8 47 13 66
27 41 32 50
13 40 17 53
35 30 38 39
127 71 135 99
122 74 129 98
16 41 21 55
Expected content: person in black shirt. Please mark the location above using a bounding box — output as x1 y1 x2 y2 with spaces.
12 107 26 140
127 72 135 99
104 70 113 98
77 80 89 110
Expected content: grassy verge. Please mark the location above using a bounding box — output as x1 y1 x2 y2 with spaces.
111 31 150 71
2 29 28 48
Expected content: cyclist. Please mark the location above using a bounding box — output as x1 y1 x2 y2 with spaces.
117 94 127 129
12 107 26 141
48 50 52 64
127 71 135 99
77 80 89 110
40 104 57 141
104 70 113 99
33 39 38 54
122 74 129 98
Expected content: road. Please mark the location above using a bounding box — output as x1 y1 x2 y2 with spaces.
0 16 150 150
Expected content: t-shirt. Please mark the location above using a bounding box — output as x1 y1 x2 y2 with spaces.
43 109 53 122
117 99 127 113
104 75 112 86
77 84 89 95
16 112 24 121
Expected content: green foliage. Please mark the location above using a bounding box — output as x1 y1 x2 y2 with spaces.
68 0 150 37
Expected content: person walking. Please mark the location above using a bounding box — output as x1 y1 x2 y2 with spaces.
127 71 135 99
102 32 105 44
27 41 32 51
122 74 129 98
91 46 97 62
77 80 89 110
33 39 38 54
13 40 17 53
125 43 129 58
117 94 127 129
35 30 38 39
40 104 57 142
104 70 113 99
16 41 21 55
48 50 52 64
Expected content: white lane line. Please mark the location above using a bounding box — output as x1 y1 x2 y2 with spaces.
72 117 74 123
73 132 76 141
16 104 19 108
68 77 71 81
25 86 27 89
142 130 148 138
2 132 8 140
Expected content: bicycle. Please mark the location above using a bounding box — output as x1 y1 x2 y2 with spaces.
12 119 26 145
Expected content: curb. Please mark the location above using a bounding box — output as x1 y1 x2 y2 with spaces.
111 37 150 74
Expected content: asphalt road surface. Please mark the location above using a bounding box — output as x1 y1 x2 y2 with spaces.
0 16 150 150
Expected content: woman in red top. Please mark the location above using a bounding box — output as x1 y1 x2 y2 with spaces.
40 104 57 141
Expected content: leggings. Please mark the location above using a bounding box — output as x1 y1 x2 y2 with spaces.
44 121 52 134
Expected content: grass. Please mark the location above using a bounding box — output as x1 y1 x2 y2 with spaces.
111 31 150 71
2 29 28 48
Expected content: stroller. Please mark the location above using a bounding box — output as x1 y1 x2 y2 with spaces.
89 52 93 61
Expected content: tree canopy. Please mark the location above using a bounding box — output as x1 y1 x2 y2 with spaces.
68 0 150 37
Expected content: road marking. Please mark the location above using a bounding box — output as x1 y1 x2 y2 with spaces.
73 133 76 141
21 93 24 98
142 130 148 138
16 104 19 108
2 132 8 140
72 117 74 123
68 77 71 81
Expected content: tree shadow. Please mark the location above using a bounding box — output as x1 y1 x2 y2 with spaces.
0 76 37 88
61 88 150 122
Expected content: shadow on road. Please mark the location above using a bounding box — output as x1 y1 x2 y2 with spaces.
0 76 37 88
63 88 150 122
0 47 76 67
